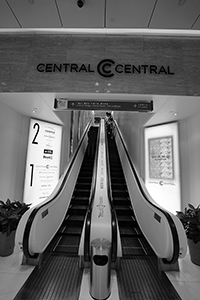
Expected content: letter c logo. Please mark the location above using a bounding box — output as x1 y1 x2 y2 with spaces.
37 64 45 72
97 59 115 78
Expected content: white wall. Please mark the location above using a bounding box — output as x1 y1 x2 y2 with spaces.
0 101 29 202
114 111 153 173
179 112 200 210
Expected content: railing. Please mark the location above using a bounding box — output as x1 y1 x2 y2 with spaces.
105 126 118 263
83 125 101 262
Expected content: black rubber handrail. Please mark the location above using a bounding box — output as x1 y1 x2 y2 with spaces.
83 125 101 262
105 128 118 263
23 122 91 259
115 122 180 264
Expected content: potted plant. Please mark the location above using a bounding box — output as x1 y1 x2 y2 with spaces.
176 203 200 265
0 199 31 256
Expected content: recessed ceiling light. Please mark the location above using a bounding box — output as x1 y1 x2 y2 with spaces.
32 108 37 113
178 0 186 5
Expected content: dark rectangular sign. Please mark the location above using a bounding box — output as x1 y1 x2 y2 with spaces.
54 99 153 112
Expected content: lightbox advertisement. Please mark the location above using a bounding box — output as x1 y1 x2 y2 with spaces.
23 119 62 207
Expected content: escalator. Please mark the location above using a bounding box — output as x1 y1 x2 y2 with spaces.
14 126 98 300
52 151 95 254
107 135 182 300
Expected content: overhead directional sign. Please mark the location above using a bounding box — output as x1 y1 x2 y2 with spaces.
54 99 153 112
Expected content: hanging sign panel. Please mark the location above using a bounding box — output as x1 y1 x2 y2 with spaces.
54 99 153 112
23 119 62 207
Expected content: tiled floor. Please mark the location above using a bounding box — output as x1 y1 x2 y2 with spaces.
0 245 200 300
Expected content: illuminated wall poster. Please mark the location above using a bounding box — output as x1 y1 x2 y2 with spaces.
148 136 174 180
144 122 180 214
23 119 62 207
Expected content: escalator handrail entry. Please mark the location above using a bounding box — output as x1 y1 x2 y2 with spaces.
23 122 91 259
115 122 180 264
83 125 101 262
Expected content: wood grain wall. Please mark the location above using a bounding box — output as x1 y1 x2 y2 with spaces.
0 34 200 95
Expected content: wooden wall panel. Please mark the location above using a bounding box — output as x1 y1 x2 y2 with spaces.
0 34 200 96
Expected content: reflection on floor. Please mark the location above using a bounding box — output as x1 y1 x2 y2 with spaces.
0 246 200 300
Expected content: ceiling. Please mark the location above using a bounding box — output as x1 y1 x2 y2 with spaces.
0 0 200 30
0 0 200 127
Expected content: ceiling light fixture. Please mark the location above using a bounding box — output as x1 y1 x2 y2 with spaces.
32 108 37 113
77 0 84 8
178 0 186 5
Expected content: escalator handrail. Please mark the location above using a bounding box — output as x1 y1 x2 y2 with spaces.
23 122 91 259
115 122 180 264
105 128 118 263
83 125 101 262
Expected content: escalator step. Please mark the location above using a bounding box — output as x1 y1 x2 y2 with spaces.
119 227 142 236
111 183 127 190
54 236 81 253
110 167 123 172
115 206 133 216
112 190 129 197
113 198 130 205
110 172 125 178
71 196 89 205
73 189 90 197
77 177 92 183
75 183 91 190
68 205 88 215
121 237 146 256
111 179 126 185
60 226 82 235
117 215 136 222
66 215 85 221
79 171 93 176
64 215 85 226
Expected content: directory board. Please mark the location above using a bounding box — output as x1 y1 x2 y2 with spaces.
23 119 62 207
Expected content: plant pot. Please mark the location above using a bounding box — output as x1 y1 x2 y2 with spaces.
187 238 200 266
0 231 16 257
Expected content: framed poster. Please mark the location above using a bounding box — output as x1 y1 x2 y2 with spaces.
23 119 62 207
148 136 174 180
144 122 180 214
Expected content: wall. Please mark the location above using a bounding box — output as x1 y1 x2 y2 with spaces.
0 34 200 97
179 112 200 210
114 111 152 173
0 101 29 202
